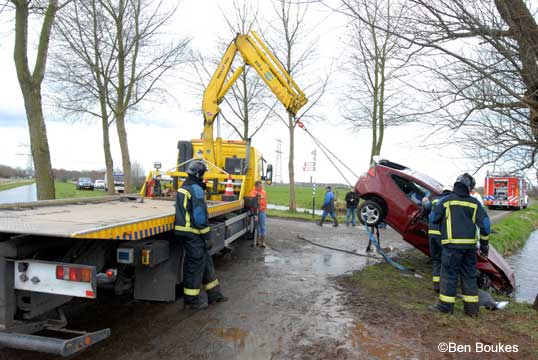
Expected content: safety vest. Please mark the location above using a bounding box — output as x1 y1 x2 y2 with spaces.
433 194 489 248
174 186 210 235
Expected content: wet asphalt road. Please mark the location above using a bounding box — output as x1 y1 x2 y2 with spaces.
0 218 412 360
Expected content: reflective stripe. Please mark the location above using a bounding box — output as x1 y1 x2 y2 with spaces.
428 230 441 235
432 276 440 283
462 295 479 303
174 225 210 234
441 238 477 245
204 279 219 291
481 235 489 240
184 288 200 296
444 200 478 210
439 294 455 303
445 205 453 240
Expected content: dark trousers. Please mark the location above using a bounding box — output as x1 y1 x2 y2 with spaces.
181 235 222 304
429 236 442 290
438 247 479 315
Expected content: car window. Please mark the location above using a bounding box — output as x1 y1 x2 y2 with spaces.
391 175 430 207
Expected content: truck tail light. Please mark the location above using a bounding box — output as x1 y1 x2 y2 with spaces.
56 265 92 283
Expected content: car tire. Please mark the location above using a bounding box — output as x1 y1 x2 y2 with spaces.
358 200 385 227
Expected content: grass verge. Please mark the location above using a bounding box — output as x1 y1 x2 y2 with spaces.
490 203 538 256
0 180 35 191
338 249 538 358
54 181 109 199
267 208 347 223
265 184 349 209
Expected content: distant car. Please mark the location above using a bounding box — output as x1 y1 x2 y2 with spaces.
354 157 515 294
94 179 105 190
76 178 94 191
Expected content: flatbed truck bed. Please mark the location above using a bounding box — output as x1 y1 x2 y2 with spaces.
0 195 243 240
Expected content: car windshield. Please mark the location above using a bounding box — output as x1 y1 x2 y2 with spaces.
80 178 92 182
96 180 104 183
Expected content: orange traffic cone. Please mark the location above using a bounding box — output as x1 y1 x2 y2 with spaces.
223 175 236 201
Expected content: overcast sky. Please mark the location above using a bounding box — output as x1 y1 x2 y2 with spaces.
0 0 511 188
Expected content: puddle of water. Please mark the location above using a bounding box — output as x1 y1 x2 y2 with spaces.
267 204 323 216
0 184 37 204
263 252 374 276
208 327 249 350
507 230 538 303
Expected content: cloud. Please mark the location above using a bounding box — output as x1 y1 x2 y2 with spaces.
0 109 26 127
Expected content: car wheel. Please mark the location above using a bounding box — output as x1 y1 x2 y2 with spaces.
358 200 384 227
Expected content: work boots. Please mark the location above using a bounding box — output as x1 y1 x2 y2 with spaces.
333 219 339 227
207 286 229 305
184 296 208 310
317 219 325 226
259 235 266 248
464 302 479 317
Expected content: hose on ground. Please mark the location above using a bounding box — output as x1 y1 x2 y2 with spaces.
296 235 381 259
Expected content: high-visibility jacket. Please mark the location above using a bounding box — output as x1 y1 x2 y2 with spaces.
427 190 452 238
248 188 267 211
431 188 490 249
174 179 210 236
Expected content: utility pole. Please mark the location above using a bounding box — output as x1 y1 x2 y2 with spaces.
17 143 34 178
275 139 283 184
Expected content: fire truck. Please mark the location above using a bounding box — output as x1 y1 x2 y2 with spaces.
484 172 528 210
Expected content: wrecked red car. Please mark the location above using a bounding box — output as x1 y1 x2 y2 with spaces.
355 158 516 295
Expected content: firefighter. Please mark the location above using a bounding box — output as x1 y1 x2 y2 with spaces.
425 185 452 293
431 173 490 316
175 160 228 310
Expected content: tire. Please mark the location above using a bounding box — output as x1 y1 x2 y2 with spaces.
358 200 385 227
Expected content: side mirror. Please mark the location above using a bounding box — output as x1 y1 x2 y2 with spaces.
265 164 273 185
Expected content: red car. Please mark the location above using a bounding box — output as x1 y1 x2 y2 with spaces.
354 158 516 295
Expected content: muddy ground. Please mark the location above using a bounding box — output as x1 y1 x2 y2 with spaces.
0 218 412 360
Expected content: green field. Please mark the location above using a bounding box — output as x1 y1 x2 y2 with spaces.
265 184 350 209
54 181 109 199
0 179 35 191
490 203 538 256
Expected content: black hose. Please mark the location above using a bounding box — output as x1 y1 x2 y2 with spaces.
296 235 380 259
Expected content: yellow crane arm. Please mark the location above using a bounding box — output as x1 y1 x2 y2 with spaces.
201 30 308 164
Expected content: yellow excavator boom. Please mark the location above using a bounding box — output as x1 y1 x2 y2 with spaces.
201 31 308 165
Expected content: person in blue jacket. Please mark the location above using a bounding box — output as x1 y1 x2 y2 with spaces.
175 160 227 310
318 185 338 227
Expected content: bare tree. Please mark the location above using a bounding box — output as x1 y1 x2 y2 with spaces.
262 0 330 211
50 0 189 194
49 1 117 193
341 0 416 165
339 0 538 173
190 0 277 141
4 0 72 199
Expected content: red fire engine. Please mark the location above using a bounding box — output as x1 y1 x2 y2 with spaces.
484 172 528 210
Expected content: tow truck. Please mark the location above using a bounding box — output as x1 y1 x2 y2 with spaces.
0 31 307 356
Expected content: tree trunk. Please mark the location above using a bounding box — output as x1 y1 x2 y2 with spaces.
102 116 115 194
22 89 56 200
242 71 249 139
13 0 57 200
288 113 296 211
115 113 132 193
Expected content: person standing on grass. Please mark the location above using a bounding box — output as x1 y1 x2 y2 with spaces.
344 189 360 226
318 185 338 227
249 180 268 248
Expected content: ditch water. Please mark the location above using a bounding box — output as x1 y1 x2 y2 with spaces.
0 184 37 204
506 230 538 303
